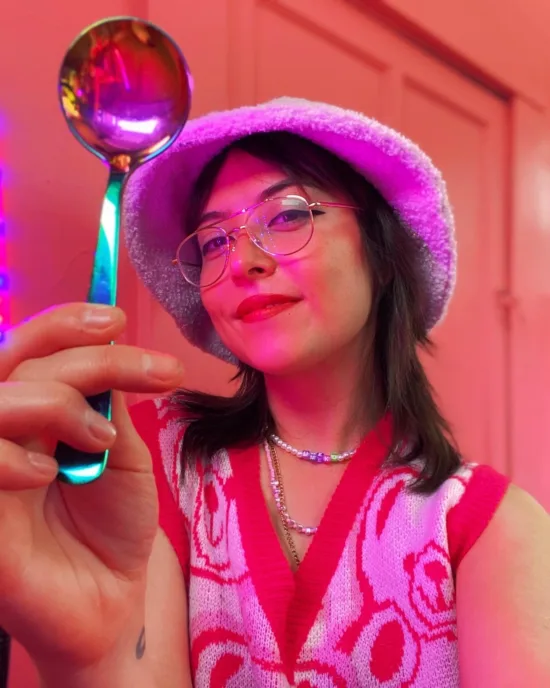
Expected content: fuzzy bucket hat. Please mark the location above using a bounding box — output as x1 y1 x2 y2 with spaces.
122 97 456 363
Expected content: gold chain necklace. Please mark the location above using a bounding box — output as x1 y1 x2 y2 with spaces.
265 440 301 568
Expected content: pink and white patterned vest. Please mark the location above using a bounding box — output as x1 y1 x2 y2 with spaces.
132 398 509 687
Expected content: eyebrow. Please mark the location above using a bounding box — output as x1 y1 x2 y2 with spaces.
198 178 299 227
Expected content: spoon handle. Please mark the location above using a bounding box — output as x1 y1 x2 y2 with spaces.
55 170 124 485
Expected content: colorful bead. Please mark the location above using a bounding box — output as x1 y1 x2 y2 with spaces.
269 433 357 464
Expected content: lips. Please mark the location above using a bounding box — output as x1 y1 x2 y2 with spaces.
235 294 301 322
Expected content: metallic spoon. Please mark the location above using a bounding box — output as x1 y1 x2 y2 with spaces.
56 16 192 485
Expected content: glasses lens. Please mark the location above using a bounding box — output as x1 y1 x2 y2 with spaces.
177 227 229 287
248 196 313 255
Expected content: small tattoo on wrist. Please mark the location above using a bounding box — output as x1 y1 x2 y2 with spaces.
136 626 146 659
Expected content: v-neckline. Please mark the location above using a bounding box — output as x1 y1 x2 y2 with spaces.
230 415 392 674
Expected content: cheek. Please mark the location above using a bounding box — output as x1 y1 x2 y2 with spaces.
302 236 373 318
200 288 226 330
200 286 245 355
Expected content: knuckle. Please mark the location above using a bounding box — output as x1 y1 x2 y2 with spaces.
106 344 141 373
114 345 144 379
49 381 81 413
97 345 119 380
8 359 32 382
43 303 109 334
60 304 92 335
42 302 80 325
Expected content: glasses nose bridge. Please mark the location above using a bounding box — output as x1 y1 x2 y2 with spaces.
226 219 256 250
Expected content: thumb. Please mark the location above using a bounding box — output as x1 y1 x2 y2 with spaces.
107 391 152 474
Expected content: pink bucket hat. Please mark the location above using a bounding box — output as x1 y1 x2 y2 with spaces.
122 97 456 363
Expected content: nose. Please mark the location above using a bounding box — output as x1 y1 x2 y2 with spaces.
227 227 277 282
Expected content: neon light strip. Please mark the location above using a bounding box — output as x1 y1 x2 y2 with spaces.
0 170 9 343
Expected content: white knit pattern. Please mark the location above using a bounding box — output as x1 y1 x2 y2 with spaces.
155 400 491 687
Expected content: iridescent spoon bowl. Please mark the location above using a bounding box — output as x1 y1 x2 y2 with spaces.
56 16 192 484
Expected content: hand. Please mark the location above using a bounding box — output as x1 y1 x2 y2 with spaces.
0 303 184 669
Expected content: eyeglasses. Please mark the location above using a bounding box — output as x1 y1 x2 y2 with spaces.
172 194 359 288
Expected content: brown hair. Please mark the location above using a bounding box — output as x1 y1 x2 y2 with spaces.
172 131 461 493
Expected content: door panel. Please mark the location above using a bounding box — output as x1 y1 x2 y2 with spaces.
256 6 387 119
400 81 507 472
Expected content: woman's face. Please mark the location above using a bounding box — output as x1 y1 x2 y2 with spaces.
198 149 374 376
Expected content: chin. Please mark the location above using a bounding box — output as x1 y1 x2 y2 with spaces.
246 356 303 377
234 340 327 377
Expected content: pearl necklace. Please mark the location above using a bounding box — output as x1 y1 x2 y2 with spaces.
264 439 318 538
269 433 357 464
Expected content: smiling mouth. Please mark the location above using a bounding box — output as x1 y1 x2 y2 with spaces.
239 301 298 323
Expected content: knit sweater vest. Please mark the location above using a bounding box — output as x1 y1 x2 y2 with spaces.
131 398 510 687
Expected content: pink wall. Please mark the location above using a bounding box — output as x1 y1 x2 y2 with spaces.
1 0 550 685
371 0 550 106
1 1 138 331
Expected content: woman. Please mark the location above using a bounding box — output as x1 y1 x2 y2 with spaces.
0 98 548 688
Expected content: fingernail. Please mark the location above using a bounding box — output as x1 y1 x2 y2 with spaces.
28 452 59 475
87 411 117 443
143 353 183 381
82 306 118 329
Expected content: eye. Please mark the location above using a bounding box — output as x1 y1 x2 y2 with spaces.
200 233 229 258
267 209 311 229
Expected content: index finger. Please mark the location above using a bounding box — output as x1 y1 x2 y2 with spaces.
0 303 126 381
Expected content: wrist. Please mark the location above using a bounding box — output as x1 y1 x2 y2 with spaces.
37 633 154 688
35 600 153 688
38 655 156 688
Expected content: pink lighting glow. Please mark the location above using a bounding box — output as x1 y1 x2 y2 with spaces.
0 170 9 343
